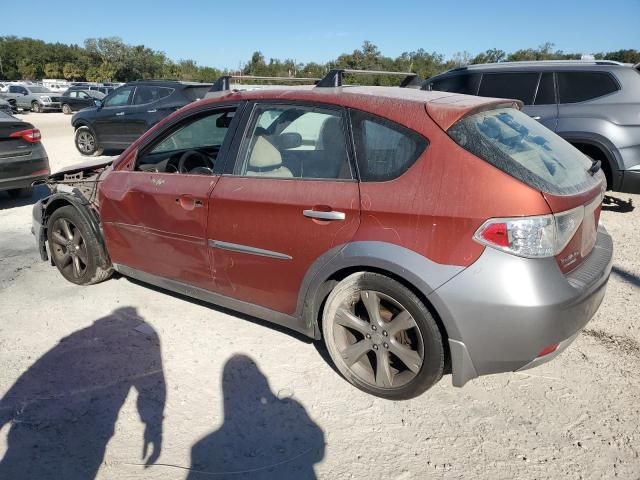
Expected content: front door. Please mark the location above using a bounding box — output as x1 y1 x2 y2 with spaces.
93 86 135 147
100 106 240 290
208 102 361 314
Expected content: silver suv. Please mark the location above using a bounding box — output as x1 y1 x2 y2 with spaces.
423 60 640 194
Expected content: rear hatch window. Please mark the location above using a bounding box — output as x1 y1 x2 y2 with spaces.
448 108 600 196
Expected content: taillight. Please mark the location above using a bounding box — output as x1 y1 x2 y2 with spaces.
10 128 41 143
474 206 584 258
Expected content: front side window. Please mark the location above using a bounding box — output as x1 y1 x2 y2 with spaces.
426 74 481 95
350 110 428 182
557 72 619 104
237 104 352 180
478 72 540 104
135 108 236 175
104 87 133 107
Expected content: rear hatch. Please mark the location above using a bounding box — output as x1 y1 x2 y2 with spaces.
446 106 604 273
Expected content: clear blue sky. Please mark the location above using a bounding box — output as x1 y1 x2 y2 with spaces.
2 0 638 69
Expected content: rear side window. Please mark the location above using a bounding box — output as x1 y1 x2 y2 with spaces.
350 110 428 182
478 73 539 104
427 74 481 95
183 86 211 102
448 108 599 195
557 72 619 104
534 72 556 105
132 86 174 105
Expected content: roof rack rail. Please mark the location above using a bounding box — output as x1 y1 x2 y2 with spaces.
209 75 320 93
315 69 422 88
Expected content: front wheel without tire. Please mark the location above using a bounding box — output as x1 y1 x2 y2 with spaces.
47 206 112 285
322 272 444 400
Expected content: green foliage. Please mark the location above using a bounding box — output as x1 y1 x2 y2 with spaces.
0 36 638 85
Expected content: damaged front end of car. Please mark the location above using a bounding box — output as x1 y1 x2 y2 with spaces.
32 159 113 266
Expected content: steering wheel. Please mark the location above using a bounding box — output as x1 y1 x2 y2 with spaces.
177 150 213 174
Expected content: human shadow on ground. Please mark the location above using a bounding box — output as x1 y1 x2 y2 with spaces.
187 354 325 480
0 307 166 479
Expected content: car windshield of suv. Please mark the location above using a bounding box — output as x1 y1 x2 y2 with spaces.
88 91 106 99
28 87 53 94
448 108 600 195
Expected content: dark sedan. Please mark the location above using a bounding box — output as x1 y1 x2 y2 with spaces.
0 112 50 198
61 89 106 115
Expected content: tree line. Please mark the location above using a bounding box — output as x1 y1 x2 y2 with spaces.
1 36 638 84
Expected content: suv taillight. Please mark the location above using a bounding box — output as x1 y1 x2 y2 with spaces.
474 207 584 258
10 128 41 143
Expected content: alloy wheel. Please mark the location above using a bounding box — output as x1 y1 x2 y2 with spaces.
331 290 424 389
76 131 95 154
49 218 89 279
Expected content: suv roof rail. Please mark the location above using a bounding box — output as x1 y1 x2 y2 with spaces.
315 69 422 88
209 75 320 93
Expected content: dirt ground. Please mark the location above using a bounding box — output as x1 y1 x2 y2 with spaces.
0 112 638 479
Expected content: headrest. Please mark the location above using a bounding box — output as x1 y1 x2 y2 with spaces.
249 136 282 169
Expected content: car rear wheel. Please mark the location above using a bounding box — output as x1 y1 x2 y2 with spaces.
75 126 103 156
31 101 42 113
47 206 112 285
7 187 33 199
322 272 444 400
62 104 72 115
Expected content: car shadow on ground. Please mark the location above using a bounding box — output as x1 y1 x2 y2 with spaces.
612 265 640 289
602 194 634 213
185 354 325 479
0 307 167 479
0 184 50 211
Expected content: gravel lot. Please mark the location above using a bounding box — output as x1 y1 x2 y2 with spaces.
1 112 639 479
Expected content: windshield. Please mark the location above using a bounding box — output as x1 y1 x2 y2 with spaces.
448 108 600 195
28 86 53 94
88 91 106 99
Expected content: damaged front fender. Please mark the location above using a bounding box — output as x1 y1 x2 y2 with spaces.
32 159 113 269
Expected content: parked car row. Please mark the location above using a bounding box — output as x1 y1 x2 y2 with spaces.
32 69 612 399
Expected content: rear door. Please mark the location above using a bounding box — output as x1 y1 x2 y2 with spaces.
120 85 176 142
207 102 360 315
100 105 240 290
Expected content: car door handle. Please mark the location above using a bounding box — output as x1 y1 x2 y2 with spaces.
115 111 125 116
303 209 345 221
530 116 542 121
147 109 157 113
176 196 204 210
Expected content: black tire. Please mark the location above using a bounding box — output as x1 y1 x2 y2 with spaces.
74 126 103 156
62 103 72 115
47 205 112 285
7 187 34 199
322 272 444 400
31 101 42 113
